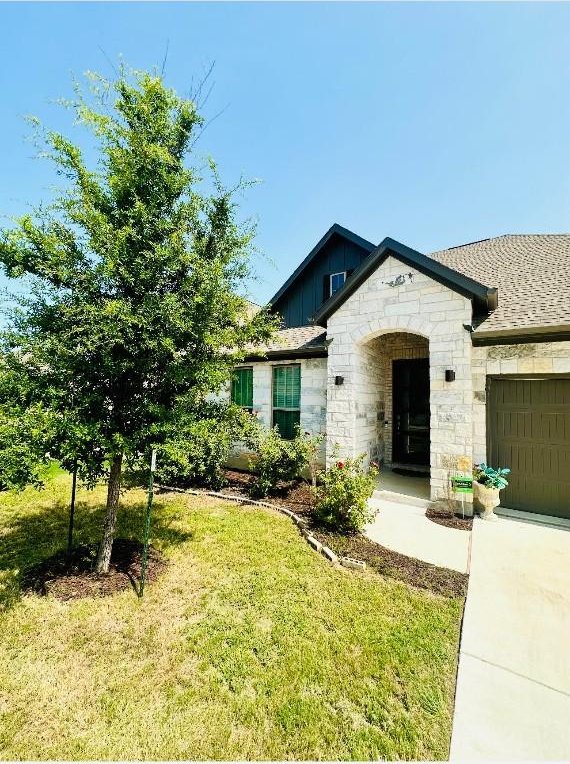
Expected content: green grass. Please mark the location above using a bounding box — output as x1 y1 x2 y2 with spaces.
0 474 462 760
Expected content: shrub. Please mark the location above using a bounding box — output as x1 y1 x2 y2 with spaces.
155 403 260 490
249 427 321 498
313 454 378 533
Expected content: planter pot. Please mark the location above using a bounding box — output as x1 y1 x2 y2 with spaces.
473 482 501 521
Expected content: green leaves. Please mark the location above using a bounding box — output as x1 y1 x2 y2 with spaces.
473 463 511 490
0 66 276 489
249 427 317 498
314 454 378 533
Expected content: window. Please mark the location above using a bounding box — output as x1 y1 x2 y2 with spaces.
231 367 253 412
330 271 346 295
272 365 301 440
323 270 353 303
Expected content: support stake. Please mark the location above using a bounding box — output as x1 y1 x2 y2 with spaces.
139 449 157 598
67 460 78 561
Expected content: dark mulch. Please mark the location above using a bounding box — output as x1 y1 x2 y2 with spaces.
310 528 468 598
22 538 167 601
221 470 315 513
426 500 473 531
217 470 468 599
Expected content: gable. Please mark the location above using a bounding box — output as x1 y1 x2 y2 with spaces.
269 224 375 328
313 237 497 326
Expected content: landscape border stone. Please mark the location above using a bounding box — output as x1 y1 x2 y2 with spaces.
340 556 367 571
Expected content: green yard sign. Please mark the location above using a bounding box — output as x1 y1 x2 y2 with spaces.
451 475 473 494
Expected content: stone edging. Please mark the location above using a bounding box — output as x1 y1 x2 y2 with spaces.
157 483 347 568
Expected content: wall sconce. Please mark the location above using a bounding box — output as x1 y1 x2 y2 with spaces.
335 376 344 386
445 369 456 382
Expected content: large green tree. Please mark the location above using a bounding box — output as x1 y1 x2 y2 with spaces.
0 67 276 572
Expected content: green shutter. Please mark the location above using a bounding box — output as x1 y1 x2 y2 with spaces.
272 365 301 409
231 367 253 409
272 365 301 439
273 410 301 440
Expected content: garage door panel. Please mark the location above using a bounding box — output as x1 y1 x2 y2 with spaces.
489 378 570 519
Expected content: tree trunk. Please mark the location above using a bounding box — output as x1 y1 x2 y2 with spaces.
95 453 123 574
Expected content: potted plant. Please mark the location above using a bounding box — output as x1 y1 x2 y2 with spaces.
473 463 511 521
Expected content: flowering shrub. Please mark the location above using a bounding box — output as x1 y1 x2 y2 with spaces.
313 454 378 532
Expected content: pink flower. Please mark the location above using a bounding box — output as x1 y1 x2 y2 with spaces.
336 461 344 469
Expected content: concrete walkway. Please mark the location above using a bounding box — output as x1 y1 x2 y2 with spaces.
451 515 570 760
365 494 471 573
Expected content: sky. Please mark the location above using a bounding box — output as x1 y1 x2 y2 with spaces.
1 1 570 305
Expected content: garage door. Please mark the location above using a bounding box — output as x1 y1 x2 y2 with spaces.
488 377 570 519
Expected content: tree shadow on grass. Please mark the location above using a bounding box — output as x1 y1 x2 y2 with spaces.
0 492 194 610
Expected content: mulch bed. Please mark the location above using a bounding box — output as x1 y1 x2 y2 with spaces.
217 470 468 599
426 500 473 531
22 538 167 601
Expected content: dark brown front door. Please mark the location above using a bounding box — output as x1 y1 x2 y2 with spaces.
488 377 570 519
392 358 430 466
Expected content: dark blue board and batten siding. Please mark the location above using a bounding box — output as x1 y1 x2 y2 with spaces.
271 235 372 328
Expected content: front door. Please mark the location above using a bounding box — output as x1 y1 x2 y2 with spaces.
392 358 430 466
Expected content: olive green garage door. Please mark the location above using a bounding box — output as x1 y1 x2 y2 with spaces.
488 377 570 519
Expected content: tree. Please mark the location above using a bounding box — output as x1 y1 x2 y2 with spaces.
0 67 276 573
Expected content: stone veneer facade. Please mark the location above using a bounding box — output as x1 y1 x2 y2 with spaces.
326 255 474 500
228 258 570 506
228 357 328 468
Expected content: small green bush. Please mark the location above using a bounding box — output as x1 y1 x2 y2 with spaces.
156 404 260 490
313 454 378 533
249 427 322 498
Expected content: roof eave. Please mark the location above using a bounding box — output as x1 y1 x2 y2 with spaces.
472 323 570 346
242 346 328 362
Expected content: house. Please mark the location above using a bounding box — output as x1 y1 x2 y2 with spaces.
230 224 570 520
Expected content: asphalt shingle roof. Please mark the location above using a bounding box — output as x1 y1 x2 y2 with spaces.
249 325 328 355
430 234 570 335
258 234 570 354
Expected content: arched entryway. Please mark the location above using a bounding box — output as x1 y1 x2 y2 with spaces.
368 332 430 471
326 312 474 502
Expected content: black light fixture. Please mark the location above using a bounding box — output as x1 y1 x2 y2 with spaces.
445 369 456 383
335 375 344 386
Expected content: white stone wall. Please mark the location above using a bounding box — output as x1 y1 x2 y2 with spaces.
472 340 570 464
326 255 473 500
353 340 384 464
228 357 328 468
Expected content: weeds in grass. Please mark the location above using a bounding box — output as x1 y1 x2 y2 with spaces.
0 473 462 760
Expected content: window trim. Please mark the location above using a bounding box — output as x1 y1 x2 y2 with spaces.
271 363 301 439
329 271 347 295
231 366 254 413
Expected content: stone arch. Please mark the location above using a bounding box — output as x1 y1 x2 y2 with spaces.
351 315 435 345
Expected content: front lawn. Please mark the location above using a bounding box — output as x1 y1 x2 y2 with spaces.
0 473 462 760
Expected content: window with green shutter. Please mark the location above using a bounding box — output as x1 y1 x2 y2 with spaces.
231 367 253 411
272 365 301 440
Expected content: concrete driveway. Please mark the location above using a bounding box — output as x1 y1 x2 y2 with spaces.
450 515 570 760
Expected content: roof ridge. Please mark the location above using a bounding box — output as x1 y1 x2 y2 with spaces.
442 237 493 251
433 232 570 254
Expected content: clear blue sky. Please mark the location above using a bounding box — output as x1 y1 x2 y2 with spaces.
1 2 570 305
